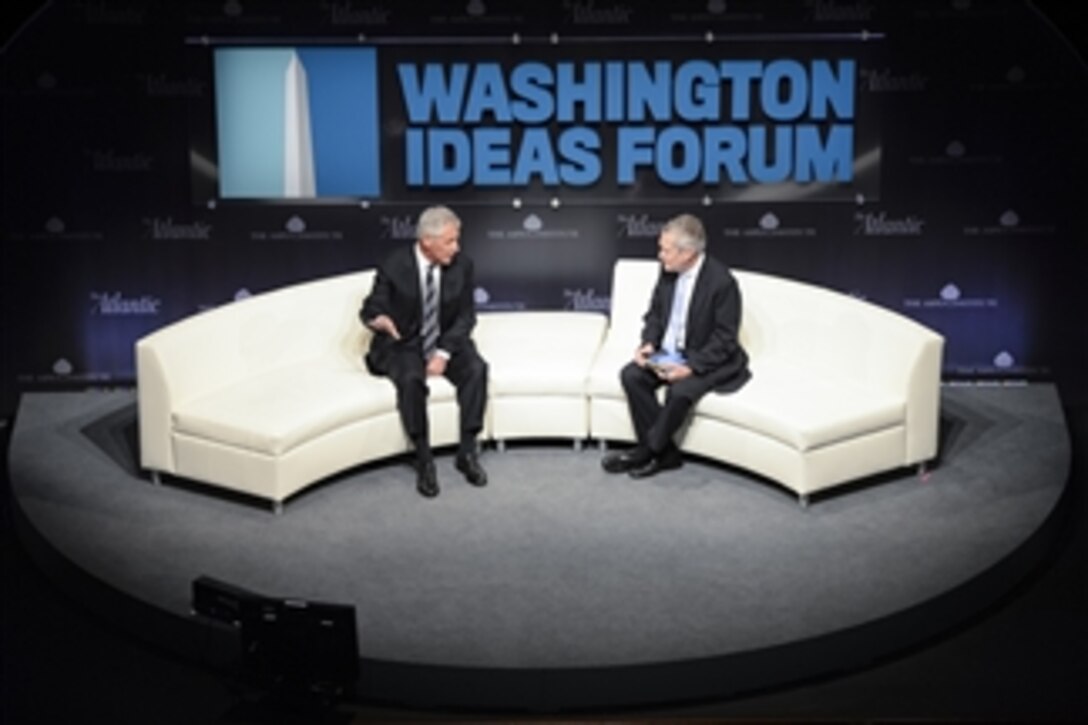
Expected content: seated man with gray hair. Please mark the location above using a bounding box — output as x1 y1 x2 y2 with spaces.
362 205 488 498
602 213 751 478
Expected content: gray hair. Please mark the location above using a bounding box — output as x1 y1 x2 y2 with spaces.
416 205 461 239
662 213 707 254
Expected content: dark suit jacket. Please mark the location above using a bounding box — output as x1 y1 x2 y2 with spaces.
642 255 751 393
360 244 478 374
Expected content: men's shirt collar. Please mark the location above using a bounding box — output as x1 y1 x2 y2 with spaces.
414 243 441 286
680 253 705 284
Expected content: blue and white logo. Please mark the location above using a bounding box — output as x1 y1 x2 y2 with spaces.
215 47 380 198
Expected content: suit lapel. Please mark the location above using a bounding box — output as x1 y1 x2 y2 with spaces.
661 273 678 320
686 260 710 334
439 257 460 307
404 245 422 307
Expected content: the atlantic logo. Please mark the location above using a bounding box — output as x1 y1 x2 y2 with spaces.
89 292 162 316
853 211 925 237
486 214 580 240
903 283 998 310
142 74 206 98
565 0 633 25
380 215 417 240
214 47 380 198
616 214 665 239
859 68 928 92
81 1 146 25
563 288 611 312
143 217 212 240
87 148 154 172
805 0 875 22
324 1 391 25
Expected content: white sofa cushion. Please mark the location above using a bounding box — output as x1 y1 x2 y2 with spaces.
174 362 455 456
591 351 904 452
586 343 633 399
697 360 905 451
477 312 607 396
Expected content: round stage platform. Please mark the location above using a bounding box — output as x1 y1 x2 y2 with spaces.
8 383 1071 711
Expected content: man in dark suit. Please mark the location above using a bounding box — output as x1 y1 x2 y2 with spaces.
361 206 488 498
602 213 750 478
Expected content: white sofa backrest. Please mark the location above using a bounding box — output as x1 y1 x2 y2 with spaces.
137 270 375 471
737 270 942 391
475 311 607 364
139 270 374 401
603 259 662 349
606 259 943 394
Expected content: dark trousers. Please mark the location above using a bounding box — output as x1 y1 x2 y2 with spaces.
379 345 488 460
620 361 715 454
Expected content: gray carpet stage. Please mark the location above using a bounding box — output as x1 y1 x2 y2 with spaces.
7 383 1072 710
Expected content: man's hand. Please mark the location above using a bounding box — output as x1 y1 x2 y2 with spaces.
655 363 693 383
634 343 655 368
426 354 448 377
367 314 401 340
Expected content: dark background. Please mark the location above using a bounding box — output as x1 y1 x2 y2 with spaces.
2 1 1086 722
3 0 1087 417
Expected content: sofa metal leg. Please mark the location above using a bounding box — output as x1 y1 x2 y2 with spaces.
150 470 162 487
572 439 583 452
799 494 810 509
496 439 506 453
272 501 283 515
598 440 607 452
917 461 932 482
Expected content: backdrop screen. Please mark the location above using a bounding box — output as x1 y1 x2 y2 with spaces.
196 39 883 205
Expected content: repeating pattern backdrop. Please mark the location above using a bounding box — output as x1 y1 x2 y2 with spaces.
2 0 1086 417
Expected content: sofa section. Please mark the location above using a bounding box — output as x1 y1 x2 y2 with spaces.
137 261 943 509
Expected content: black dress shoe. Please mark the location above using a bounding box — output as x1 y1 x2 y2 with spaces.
629 451 684 479
601 447 651 473
416 460 439 498
455 453 488 487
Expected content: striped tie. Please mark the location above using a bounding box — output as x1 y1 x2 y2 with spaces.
422 264 438 359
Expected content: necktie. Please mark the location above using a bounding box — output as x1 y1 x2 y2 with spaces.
662 273 689 355
422 264 439 359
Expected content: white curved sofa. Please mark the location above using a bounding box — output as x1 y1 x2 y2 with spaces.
137 261 942 510
590 260 944 504
136 271 606 511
